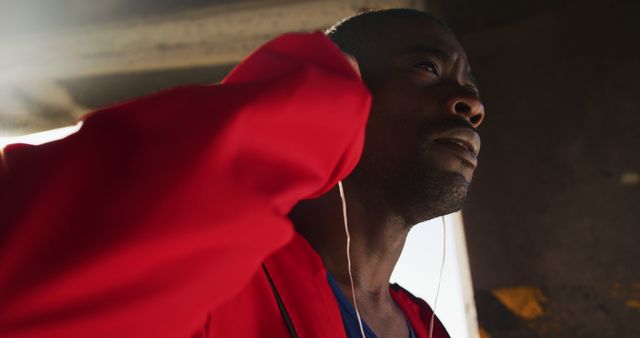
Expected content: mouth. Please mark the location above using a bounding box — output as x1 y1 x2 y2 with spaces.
428 127 481 167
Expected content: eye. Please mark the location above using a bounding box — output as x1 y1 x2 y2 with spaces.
413 60 439 77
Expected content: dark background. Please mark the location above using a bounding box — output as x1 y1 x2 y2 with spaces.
439 1 640 337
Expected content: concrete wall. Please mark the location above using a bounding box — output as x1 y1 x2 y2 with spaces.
460 1 640 337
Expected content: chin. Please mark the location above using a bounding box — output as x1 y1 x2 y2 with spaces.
429 153 476 183
400 169 471 225
348 153 474 224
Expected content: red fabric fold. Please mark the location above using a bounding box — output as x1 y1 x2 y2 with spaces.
0 32 370 338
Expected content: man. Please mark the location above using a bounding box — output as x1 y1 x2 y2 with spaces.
0 8 483 338
292 9 484 338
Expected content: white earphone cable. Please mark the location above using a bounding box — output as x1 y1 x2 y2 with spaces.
338 181 447 338
338 180 367 338
429 216 447 338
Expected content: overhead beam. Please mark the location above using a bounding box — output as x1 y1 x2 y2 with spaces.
0 0 422 84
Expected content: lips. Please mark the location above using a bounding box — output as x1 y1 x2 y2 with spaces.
430 127 481 156
428 127 481 166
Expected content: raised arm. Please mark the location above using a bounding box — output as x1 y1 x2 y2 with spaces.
0 32 370 338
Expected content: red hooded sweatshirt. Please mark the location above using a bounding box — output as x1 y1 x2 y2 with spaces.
0 33 449 338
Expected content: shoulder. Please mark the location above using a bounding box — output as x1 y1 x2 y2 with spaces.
389 283 451 338
389 283 433 313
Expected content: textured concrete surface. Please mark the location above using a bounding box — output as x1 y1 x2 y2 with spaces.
0 0 421 136
459 1 640 336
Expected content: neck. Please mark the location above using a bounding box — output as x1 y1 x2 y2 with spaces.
290 180 411 304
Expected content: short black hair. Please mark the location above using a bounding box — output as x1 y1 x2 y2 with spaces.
325 9 450 60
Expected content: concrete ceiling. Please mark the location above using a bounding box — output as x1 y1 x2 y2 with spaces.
0 0 245 37
0 0 423 136
0 0 626 135
0 0 421 82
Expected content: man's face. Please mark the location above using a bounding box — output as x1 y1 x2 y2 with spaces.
350 17 485 223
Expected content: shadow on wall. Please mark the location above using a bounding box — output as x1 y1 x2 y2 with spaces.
460 1 640 337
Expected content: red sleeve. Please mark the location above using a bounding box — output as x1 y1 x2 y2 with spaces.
0 32 370 338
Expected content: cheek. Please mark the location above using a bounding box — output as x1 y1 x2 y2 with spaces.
368 86 436 142
369 77 441 120
361 104 422 167
362 79 444 164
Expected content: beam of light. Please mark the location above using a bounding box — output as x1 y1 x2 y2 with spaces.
0 123 82 148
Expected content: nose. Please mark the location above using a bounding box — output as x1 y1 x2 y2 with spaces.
446 93 485 128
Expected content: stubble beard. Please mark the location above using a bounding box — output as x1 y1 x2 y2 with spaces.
384 155 472 225
348 144 473 226
402 168 470 224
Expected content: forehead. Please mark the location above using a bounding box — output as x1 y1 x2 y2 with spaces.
373 16 468 63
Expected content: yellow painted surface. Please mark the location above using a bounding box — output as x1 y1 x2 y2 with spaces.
478 326 492 338
492 286 547 320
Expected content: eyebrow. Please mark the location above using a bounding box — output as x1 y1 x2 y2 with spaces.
402 44 479 88
403 44 453 63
